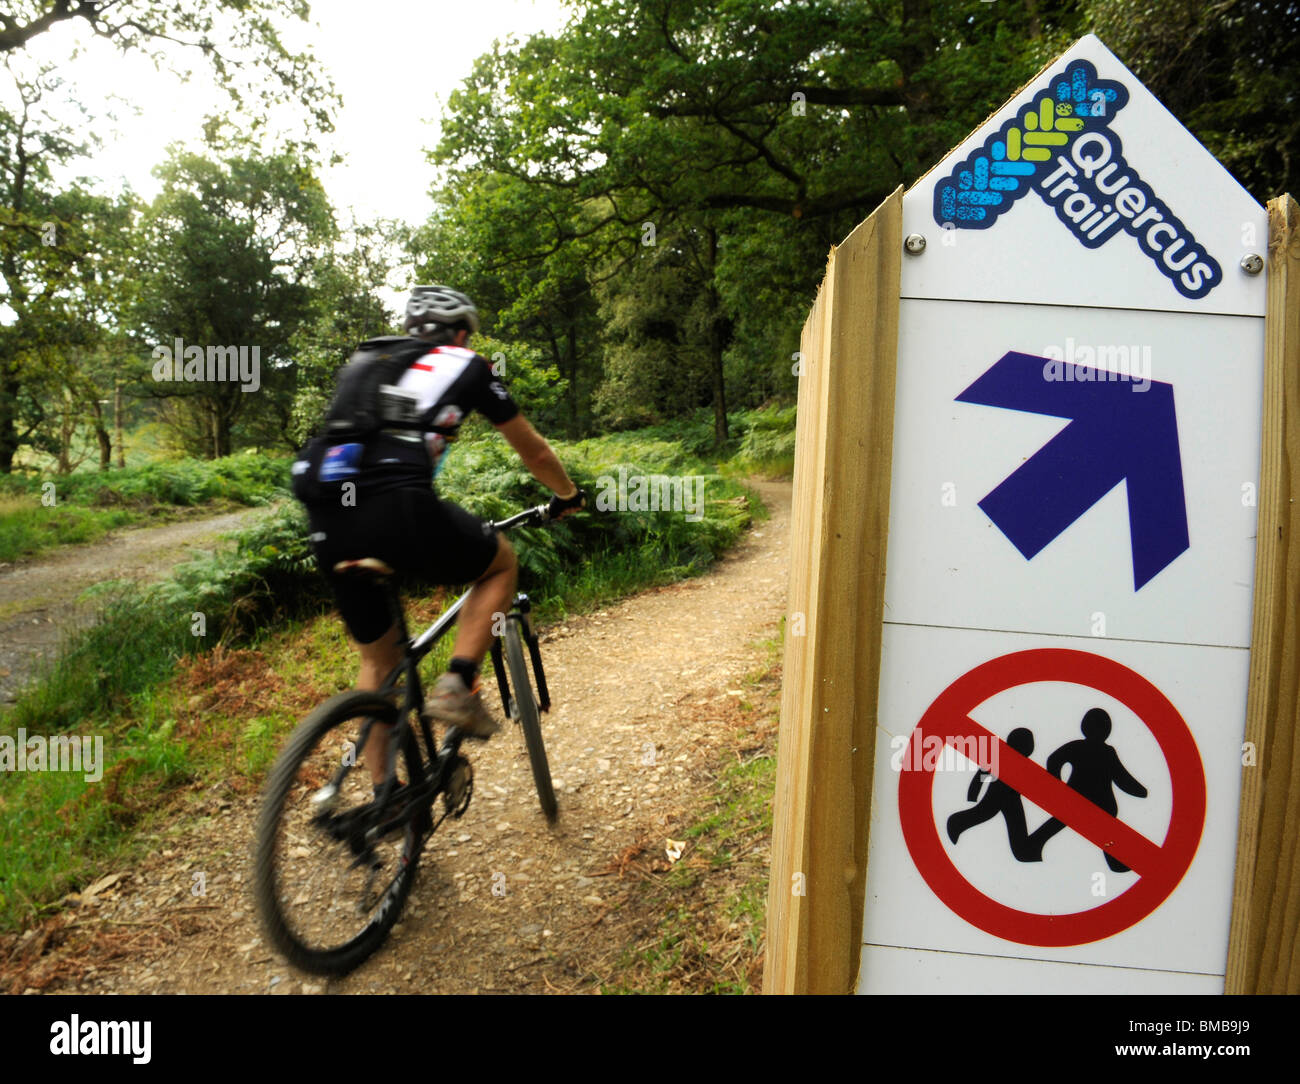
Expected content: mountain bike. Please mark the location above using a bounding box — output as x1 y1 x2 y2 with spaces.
254 504 558 976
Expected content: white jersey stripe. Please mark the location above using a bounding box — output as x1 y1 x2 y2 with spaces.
395 345 474 412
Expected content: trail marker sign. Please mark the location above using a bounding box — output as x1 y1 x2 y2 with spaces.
853 35 1267 993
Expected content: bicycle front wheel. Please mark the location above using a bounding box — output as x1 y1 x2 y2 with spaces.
503 619 557 822
254 690 423 976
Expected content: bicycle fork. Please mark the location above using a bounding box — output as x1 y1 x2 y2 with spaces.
489 592 551 717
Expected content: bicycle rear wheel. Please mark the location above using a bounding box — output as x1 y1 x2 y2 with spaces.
254 690 424 976
503 619 557 822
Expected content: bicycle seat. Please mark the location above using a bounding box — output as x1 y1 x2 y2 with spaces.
332 558 395 579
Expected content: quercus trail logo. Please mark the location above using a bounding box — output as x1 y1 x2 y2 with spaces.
933 59 1223 300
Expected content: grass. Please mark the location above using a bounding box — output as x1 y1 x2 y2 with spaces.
0 451 288 563
603 756 777 995
589 404 796 480
600 633 782 995
0 496 140 564
0 415 787 934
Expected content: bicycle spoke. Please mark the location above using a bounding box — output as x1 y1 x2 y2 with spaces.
256 695 422 974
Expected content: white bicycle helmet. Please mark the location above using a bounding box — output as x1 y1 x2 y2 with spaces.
403 284 480 336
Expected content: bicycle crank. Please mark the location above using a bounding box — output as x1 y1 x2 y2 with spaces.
443 755 473 819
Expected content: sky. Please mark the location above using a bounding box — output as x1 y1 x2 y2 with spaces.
9 0 572 229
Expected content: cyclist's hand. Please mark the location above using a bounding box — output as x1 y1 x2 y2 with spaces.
547 487 585 520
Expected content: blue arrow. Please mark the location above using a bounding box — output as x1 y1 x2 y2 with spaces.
955 351 1189 590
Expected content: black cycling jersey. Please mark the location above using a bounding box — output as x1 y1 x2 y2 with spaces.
293 343 520 503
393 343 520 476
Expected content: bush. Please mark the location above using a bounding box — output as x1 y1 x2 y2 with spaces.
732 405 797 477
0 450 288 510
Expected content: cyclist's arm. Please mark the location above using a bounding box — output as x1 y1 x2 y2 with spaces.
494 414 577 499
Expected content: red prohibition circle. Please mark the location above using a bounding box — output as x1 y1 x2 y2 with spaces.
897 648 1206 946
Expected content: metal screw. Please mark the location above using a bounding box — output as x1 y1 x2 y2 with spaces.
904 233 927 254
1240 253 1264 275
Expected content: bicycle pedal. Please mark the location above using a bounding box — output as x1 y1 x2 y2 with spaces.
443 755 473 818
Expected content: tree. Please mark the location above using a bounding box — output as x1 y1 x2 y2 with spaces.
428 0 1298 447
0 60 108 473
22 185 140 472
1087 0 1300 200
429 2 1073 441
288 219 403 448
593 217 710 427
0 0 337 471
0 1 336 138
132 142 335 458
408 172 604 438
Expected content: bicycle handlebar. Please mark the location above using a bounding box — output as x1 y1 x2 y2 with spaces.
490 504 551 532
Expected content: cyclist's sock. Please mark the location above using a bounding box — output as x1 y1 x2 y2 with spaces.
448 656 479 691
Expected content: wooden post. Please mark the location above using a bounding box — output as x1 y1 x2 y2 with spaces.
1225 193 1300 994
764 188 902 994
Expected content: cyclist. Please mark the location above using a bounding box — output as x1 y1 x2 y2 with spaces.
301 285 583 778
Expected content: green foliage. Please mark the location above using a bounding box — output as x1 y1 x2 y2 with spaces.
593 221 725 431
132 141 338 459
423 0 1080 440
151 503 324 642
287 221 404 447
438 427 758 614
732 405 797 477
1086 0 1300 200
7 588 195 735
419 0 1297 450
406 173 602 439
5 419 766 756
0 452 290 560
1 2 340 477
471 333 568 424
59 452 284 507
0 498 136 564
0 1 338 139
0 62 143 475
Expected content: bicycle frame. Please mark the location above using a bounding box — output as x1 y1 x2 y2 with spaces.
353 504 553 821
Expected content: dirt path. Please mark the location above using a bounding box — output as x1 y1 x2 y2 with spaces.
13 480 792 994
0 508 268 706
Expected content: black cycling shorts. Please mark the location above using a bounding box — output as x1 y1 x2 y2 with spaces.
306 486 501 644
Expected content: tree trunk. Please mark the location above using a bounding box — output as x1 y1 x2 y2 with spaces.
706 227 728 444
0 360 19 473
899 0 937 119
57 388 74 475
1024 0 1042 40
91 398 111 469
566 321 580 439
113 379 125 468
710 329 728 444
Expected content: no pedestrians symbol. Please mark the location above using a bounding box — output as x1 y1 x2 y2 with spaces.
897 649 1205 946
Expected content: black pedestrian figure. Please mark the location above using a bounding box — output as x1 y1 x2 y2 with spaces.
1027 708 1148 871
946 727 1043 862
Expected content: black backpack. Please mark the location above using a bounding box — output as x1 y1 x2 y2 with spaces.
291 336 438 506
321 336 435 438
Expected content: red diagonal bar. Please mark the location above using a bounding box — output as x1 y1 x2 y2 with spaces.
943 715 1167 877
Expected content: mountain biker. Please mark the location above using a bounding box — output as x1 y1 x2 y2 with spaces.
300 285 583 779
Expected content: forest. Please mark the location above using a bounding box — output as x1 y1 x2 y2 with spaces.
2 0 1295 474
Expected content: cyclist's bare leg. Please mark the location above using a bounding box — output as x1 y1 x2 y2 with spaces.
450 534 517 667
356 623 402 786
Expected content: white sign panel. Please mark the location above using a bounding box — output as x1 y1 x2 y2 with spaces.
859 35 1266 994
